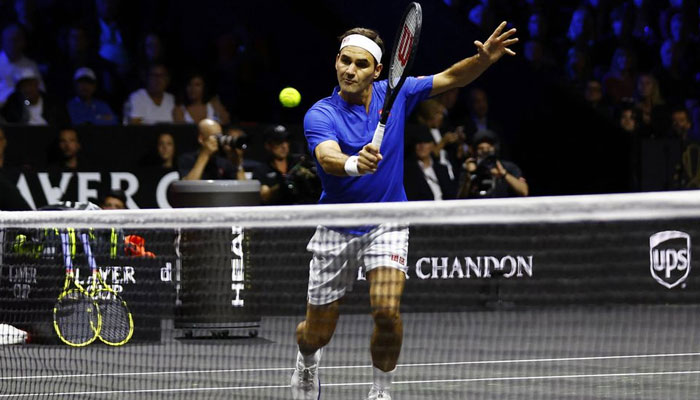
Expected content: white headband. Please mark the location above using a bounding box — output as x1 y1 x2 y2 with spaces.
340 34 382 64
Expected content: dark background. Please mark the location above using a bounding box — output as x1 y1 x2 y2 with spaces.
1 0 699 199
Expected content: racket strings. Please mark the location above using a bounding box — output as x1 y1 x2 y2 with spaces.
55 293 99 345
95 293 132 344
389 7 420 87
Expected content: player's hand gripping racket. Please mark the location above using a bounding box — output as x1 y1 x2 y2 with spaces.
371 1 422 149
80 232 134 346
53 230 101 347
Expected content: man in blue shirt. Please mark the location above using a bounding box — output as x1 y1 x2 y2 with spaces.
292 22 518 400
66 67 117 126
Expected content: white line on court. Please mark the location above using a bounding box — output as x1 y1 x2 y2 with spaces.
1 370 699 397
2 352 699 381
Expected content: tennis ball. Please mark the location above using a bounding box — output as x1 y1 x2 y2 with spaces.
279 87 301 108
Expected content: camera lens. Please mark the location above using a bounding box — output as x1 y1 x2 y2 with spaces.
216 134 233 146
216 134 248 150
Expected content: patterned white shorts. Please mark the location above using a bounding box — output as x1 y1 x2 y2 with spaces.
305 223 409 305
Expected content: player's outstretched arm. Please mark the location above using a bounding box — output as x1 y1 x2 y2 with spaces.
431 21 518 97
315 140 382 176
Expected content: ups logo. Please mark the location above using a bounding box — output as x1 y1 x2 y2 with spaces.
649 231 691 289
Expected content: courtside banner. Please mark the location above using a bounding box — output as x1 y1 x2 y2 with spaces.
4 218 700 343
247 218 700 314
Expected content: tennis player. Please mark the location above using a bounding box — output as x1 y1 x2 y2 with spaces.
292 22 518 400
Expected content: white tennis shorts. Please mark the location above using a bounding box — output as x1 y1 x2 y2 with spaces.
306 223 409 305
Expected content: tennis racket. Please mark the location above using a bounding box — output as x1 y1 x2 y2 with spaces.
53 230 101 347
80 232 134 346
371 1 422 149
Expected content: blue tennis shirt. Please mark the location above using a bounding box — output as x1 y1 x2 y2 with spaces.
304 76 434 206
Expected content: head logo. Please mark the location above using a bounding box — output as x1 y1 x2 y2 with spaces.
649 231 691 289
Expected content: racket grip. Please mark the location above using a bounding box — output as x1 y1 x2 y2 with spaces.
371 123 386 149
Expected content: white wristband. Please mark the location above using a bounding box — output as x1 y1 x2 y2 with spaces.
344 155 361 176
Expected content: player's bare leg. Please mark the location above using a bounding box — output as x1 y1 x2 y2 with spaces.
296 300 341 355
291 300 340 400
366 267 406 399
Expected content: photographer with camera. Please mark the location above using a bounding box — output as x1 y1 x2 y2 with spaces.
458 130 528 198
252 124 321 205
221 125 262 181
178 118 238 180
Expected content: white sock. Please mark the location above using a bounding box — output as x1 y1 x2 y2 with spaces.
300 348 321 367
372 366 395 391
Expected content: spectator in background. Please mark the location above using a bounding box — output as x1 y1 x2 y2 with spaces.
584 79 614 119
13 0 54 66
633 72 669 137
654 39 690 105
173 72 230 125
583 0 612 43
617 103 640 135
631 0 659 44
668 12 690 45
0 24 45 106
178 118 236 180
155 131 176 170
49 128 86 171
659 0 686 41
139 32 166 66
619 101 644 193
457 130 528 198
463 87 504 152
602 4 654 72
49 25 113 104
99 188 126 209
434 87 463 129
253 124 317 205
124 63 175 125
414 98 464 180
67 67 117 126
525 10 556 66
669 107 692 141
523 40 556 74
1 68 68 126
221 125 261 180
91 0 132 76
139 131 177 171
467 2 496 32
527 12 549 41
566 7 595 50
253 124 292 204
602 47 638 105
564 45 593 95
404 125 456 201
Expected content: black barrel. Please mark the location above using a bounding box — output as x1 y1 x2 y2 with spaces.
168 180 261 207
168 180 261 338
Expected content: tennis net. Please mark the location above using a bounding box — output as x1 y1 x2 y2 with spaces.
1 191 700 399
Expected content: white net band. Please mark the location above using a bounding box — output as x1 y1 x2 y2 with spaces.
2 191 700 229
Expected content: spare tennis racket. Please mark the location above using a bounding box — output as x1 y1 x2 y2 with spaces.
371 1 422 149
80 232 134 346
53 230 101 347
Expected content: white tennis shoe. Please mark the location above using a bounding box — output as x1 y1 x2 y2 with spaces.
366 385 392 400
291 349 322 400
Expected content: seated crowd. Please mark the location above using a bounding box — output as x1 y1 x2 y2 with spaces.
0 0 698 209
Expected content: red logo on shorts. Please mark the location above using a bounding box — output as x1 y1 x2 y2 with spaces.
391 254 406 265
